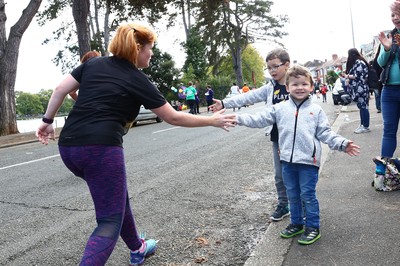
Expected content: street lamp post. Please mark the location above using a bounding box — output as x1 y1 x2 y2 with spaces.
349 0 356 48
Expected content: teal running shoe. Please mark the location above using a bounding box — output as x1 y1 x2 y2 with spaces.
129 238 157 266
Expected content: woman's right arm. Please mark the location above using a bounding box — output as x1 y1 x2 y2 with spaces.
151 102 236 131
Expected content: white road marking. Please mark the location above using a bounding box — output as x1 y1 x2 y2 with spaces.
152 127 181 134
1 126 181 170
0 154 60 170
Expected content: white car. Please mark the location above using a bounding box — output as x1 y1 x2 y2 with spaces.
133 105 163 126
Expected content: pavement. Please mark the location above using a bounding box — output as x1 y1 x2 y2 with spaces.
0 128 62 149
1 100 399 265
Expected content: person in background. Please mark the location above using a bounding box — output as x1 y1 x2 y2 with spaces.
36 22 236 266
376 0 400 169
345 48 371 134
69 50 101 101
320 83 328 103
194 84 200 114
241 83 250 107
205 85 214 113
229 82 241 111
242 83 250 93
184 81 197 114
234 65 360 245
369 57 382 113
209 48 291 222
314 79 321 99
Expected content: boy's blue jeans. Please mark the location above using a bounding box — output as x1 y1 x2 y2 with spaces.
281 162 320 229
381 86 400 158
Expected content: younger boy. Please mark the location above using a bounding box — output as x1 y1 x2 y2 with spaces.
235 65 360 244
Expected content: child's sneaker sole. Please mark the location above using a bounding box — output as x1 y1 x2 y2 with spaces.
280 224 304 238
280 229 304 238
297 230 321 245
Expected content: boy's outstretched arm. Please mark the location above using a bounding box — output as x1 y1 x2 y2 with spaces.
345 140 360 156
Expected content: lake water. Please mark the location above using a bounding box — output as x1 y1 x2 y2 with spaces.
17 117 66 133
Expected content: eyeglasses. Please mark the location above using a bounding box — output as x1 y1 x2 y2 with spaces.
266 63 285 72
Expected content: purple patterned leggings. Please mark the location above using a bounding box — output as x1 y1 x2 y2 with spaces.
59 145 142 265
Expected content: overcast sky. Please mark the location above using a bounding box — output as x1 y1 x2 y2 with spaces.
8 0 395 93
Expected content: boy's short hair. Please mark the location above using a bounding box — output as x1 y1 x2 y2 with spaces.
266 48 290 64
285 65 313 86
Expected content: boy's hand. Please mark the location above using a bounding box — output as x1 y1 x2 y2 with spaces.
209 99 223 112
345 140 360 156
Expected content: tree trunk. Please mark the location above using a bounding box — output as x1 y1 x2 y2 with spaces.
0 0 42 136
72 0 90 58
231 44 243 87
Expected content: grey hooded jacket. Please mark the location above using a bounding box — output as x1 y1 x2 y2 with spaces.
237 96 349 167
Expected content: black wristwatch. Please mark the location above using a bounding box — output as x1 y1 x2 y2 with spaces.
42 116 54 124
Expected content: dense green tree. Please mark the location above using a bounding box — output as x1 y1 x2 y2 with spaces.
241 44 265 87
202 75 232 101
182 27 207 81
38 0 176 73
212 44 265 87
37 89 53 113
196 0 288 86
58 97 75 114
326 70 339 86
142 45 180 102
35 88 74 115
16 92 44 116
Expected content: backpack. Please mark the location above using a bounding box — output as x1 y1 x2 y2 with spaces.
372 157 400 191
367 68 380 90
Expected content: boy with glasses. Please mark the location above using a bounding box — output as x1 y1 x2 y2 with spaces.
210 48 291 222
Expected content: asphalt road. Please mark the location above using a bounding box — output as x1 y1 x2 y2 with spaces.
0 98 341 265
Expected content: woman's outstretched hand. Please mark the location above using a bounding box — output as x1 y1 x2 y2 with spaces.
211 109 236 132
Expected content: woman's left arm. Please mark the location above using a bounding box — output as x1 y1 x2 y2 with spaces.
36 75 80 145
43 74 80 120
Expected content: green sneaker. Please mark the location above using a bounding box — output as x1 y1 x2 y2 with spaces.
297 227 321 245
280 224 304 238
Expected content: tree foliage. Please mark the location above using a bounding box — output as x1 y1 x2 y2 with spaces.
16 92 44 116
38 0 177 73
241 44 265 87
182 27 207 81
213 44 265 87
195 0 288 86
16 89 74 117
326 70 339 86
142 45 180 102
